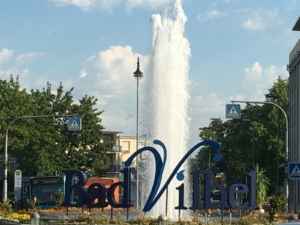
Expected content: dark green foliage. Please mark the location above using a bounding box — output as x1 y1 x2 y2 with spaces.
0 201 12 213
266 195 287 222
0 77 110 178
193 78 287 193
256 165 270 208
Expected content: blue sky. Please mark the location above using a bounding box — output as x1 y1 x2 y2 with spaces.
0 0 299 143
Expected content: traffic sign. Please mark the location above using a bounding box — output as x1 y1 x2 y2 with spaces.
14 170 22 202
226 104 241 119
288 162 300 180
65 116 81 132
14 170 22 188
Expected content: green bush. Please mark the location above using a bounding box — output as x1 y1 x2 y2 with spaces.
265 194 287 222
256 166 270 209
0 201 13 213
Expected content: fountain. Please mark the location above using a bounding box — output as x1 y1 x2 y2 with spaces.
143 0 191 219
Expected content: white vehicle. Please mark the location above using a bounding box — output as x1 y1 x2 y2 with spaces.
279 223 300 225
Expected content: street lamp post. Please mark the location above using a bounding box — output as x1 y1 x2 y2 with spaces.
3 129 8 202
3 116 20 202
2 114 80 202
231 99 289 210
133 57 143 209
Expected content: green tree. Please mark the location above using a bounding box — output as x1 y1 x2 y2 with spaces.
0 77 33 191
193 78 287 194
0 77 109 178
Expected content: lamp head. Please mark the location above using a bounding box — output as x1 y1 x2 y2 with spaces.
133 57 143 79
265 93 274 102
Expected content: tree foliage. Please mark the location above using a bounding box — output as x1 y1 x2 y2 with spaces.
0 77 109 177
256 165 270 208
193 78 287 194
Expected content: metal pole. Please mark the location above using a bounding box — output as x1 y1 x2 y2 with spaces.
165 187 168 218
134 58 143 210
231 100 289 210
136 76 140 209
286 126 289 211
3 129 8 202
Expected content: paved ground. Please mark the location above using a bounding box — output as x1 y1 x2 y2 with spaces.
0 208 253 225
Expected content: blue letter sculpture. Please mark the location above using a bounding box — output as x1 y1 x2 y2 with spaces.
63 139 256 211
124 139 222 212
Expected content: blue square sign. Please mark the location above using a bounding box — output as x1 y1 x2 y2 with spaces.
288 162 300 180
65 116 81 132
225 104 241 119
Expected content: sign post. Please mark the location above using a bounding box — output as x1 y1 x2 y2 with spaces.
14 170 22 203
65 116 82 132
288 162 300 180
225 104 241 119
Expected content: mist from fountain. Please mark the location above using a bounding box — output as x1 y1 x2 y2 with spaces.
142 0 191 219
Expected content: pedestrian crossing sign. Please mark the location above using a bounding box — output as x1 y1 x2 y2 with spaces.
65 116 82 132
288 162 300 180
226 104 241 119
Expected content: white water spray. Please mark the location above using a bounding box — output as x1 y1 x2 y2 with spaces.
143 0 191 219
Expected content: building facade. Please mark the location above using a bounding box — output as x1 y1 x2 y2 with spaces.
119 135 148 208
120 135 138 163
101 131 122 177
119 135 148 163
288 31 300 211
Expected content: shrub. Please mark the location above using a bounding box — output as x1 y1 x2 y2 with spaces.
0 201 13 213
265 195 287 222
256 166 270 209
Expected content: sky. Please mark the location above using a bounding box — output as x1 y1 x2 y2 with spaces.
0 0 299 144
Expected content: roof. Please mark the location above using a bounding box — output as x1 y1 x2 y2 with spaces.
120 135 136 138
293 17 300 31
101 130 122 135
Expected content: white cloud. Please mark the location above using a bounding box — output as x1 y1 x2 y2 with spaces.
0 48 44 68
197 6 283 33
0 49 14 65
49 0 173 10
188 89 227 143
242 62 288 100
0 47 288 144
0 48 47 90
49 0 98 10
0 46 150 134
242 9 281 31
244 62 263 81
78 45 148 95
197 9 225 22
207 9 223 18
16 52 45 65
190 93 225 124
76 45 149 133
79 70 87 78
187 61 288 143
242 17 265 31
126 0 172 8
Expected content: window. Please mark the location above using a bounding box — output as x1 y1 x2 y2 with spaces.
121 141 130 153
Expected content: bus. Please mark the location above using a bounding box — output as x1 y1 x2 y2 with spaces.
21 176 64 209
